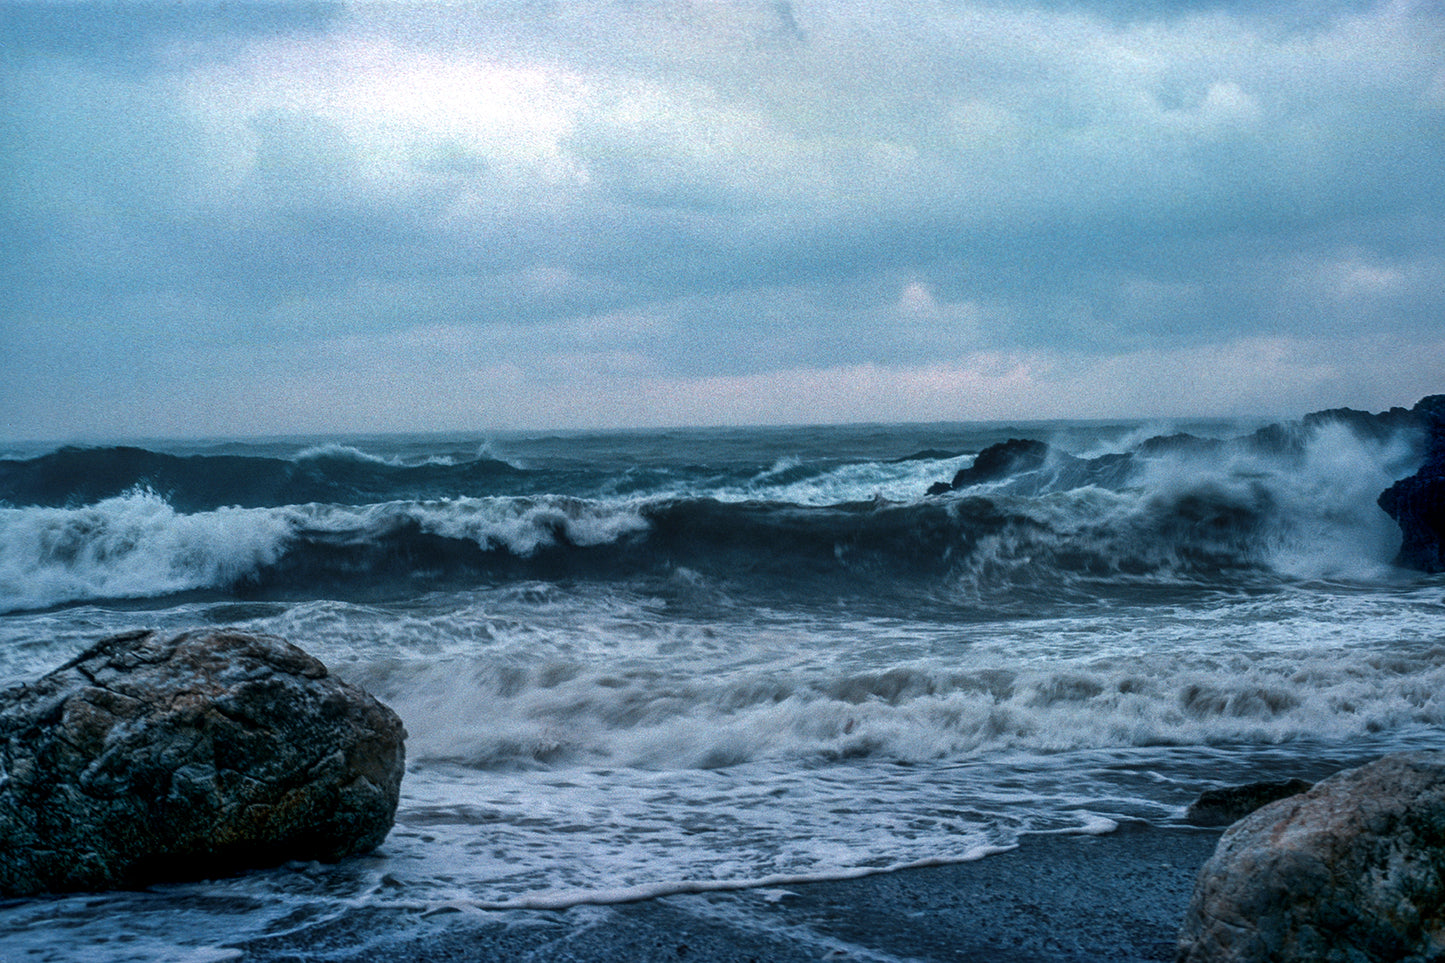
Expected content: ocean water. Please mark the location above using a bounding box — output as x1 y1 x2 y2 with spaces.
1 416 1443 961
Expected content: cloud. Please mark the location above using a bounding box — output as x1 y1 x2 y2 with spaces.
0 2 340 74
1 0 1442 438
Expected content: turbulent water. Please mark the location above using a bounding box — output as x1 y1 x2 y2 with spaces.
2 415 1443 961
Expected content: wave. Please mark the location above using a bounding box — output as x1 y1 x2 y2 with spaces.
382 633 1445 772
0 489 294 614
0 491 655 614
1 402 1434 613
293 442 460 468
0 444 527 512
0 428 1418 614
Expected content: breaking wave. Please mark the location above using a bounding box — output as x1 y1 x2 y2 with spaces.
0 411 1428 614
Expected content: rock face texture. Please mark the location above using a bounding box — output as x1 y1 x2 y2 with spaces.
1378 400 1445 573
1178 752 1445 963
0 628 406 896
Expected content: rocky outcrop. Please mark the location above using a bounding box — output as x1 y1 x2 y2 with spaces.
1177 751 1445 962
0 628 406 896
921 395 1445 575
927 438 1055 495
1184 778 1314 828
949 438 1051 488
923 404 1439 499
1378 398 1445 573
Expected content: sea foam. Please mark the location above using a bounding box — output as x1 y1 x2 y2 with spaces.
0 489 294 613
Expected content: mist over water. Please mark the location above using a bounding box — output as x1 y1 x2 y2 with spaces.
1 414 1442 961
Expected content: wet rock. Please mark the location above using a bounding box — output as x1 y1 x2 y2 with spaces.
1184 778 1314 828
1178 751 1445 962
0 628 406 896
1378 397 1445 573
946 438 1053 489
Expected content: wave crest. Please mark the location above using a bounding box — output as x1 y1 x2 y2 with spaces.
0 488 295 613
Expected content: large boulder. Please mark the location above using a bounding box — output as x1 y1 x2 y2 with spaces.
0 628 406 896
1177 751 1445 962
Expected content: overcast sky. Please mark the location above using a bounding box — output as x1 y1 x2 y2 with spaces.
2 1 1442 440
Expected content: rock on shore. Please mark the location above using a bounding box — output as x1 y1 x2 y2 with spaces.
0 628 406 897
1177 751 1445 963
1183 778 1314 828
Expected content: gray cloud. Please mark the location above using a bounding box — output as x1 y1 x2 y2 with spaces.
2 0 1441 439
0 2 340 74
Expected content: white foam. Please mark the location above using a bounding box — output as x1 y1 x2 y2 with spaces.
396 495 652 554
1259 421 1413 580
400 843 1016 912
702 453 972 506
294 442 457 467
338 575 1445 782
0 490 295 613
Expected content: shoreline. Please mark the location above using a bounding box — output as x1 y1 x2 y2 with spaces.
235 821 1224 962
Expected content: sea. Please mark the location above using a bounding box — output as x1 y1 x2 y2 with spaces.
1 414 1443 961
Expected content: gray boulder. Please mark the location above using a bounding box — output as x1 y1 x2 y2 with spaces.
1178 751 1445 962
0 628 406 896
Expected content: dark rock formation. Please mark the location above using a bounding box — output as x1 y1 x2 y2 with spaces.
928 438 1053 495
1378 398 1445 573
1300 400 1439 444
1177 751 1445 962
951 438 1051 487
919 396 1445 575
0 628 406 896
1184 778 1314 828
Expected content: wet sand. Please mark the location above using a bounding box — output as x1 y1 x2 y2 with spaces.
235 821 1223 962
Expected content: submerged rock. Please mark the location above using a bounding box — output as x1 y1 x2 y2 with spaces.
0 628 406 897
1184 778 1314 828
1177 751 1445 962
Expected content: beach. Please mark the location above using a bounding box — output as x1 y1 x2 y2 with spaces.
226 823 1223 962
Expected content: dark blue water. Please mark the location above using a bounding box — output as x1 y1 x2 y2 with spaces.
2 414 1442 961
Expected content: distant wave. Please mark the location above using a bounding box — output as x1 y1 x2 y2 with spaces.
293 442 459 468
0 444 527 512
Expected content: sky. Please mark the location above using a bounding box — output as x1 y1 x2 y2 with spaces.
2 0 1443 440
